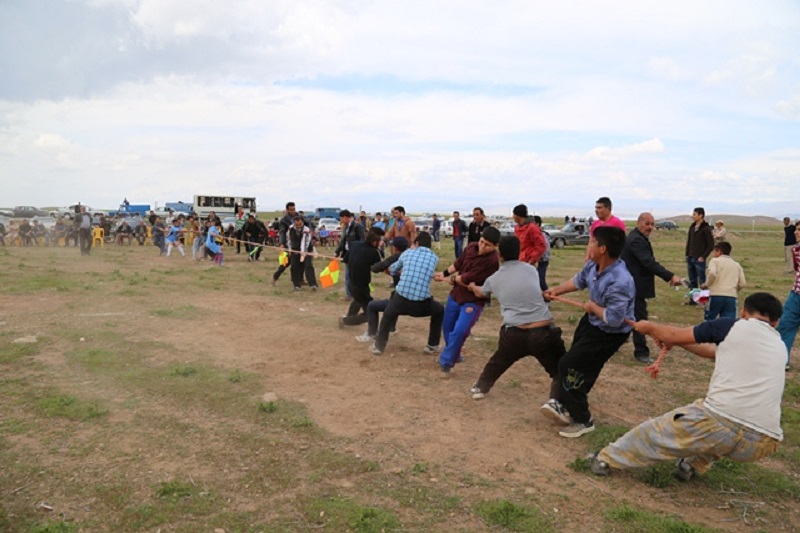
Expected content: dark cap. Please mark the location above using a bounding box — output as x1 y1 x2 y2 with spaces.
481 226 501 245
393 236 409 252
513 204 528 218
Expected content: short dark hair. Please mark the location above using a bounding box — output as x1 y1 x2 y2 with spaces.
714 242 732 255
415 231 432 248
369 227 385 237
453 211 460 216
293 214 303 221
393 206 406 215
533 215 543 226
593 226 626 259
339 209 353 218
498 236 520 261
473 207 484 215
286 202 295 210
743 292 782 322
596 197 612 209
694 207 705 218
365 230 383 246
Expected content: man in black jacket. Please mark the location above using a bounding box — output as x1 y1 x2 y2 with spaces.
467 207 490 244
335 209 366 301
242 214 268 261
622 212 682 363
338 230 383 329
272 202 306 286
685 207 715 300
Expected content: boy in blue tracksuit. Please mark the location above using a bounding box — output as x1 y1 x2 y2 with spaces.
206 219 224 265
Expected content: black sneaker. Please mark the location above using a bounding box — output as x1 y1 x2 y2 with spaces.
674 458 695 481
589 452 610 476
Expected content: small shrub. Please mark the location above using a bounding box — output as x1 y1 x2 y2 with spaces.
475 499 554 532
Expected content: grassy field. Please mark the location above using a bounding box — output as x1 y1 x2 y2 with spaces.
0 221 798 532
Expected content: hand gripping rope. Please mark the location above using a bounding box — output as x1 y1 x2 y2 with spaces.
548 294 671 379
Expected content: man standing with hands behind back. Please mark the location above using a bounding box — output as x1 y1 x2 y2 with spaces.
685 207 715 305
622 212 683 363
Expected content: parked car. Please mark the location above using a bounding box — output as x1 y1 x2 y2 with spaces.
440 220 453 237
655 220 679 230
541 223 559 232
317 218 342 241
31 216 57 230
498 222 516 237
412 217 433 233
50 204 105 220
13 206 48 218
548 222 589 249
0 209 14 218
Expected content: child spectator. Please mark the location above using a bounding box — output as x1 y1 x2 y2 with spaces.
702 242 746 320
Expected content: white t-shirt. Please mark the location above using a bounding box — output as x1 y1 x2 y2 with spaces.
696 318 785 440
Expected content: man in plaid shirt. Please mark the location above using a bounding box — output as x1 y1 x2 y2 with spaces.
371 232 444 355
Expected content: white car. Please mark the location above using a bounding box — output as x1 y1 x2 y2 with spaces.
50 204 104 220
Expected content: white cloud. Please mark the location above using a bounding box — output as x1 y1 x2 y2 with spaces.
586 139 665 161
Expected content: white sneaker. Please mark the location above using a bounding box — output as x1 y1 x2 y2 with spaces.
470 385 486 400
423 344 440 354
355 332 374 343
370 343 383 355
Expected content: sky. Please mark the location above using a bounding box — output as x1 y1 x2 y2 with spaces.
1 0 799 219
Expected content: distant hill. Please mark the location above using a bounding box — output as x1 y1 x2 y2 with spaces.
666 214 782 227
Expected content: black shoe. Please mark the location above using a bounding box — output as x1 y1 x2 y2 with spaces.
634 354 653 364
590 452 610 476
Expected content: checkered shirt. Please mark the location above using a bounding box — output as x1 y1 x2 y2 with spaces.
390 247 439 301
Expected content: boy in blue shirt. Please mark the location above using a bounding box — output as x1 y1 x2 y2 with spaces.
205 219 224 265
165 218 185 257
544 226 635 438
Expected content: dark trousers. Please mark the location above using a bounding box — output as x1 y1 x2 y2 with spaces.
290 254 317 288
705 296 737 321
273 262 288 281
343 285 372 326
474 325 565 399
79 228 93 255
558 314 629 424
367 298 394 336
236 229 243 253
632 297 649 358
375 294 444 351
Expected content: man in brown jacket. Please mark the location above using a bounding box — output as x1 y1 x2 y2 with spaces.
386 206 417 244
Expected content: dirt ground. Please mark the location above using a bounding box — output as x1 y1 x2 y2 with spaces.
2 242 798 531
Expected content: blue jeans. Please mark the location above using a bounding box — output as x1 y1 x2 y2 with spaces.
454 237 464 259
537 260 549 291
686 257 707 289
439 296 483 368
777 290 800 365
705 296 737 321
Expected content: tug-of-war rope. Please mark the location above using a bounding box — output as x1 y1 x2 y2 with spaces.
548 294 671 379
